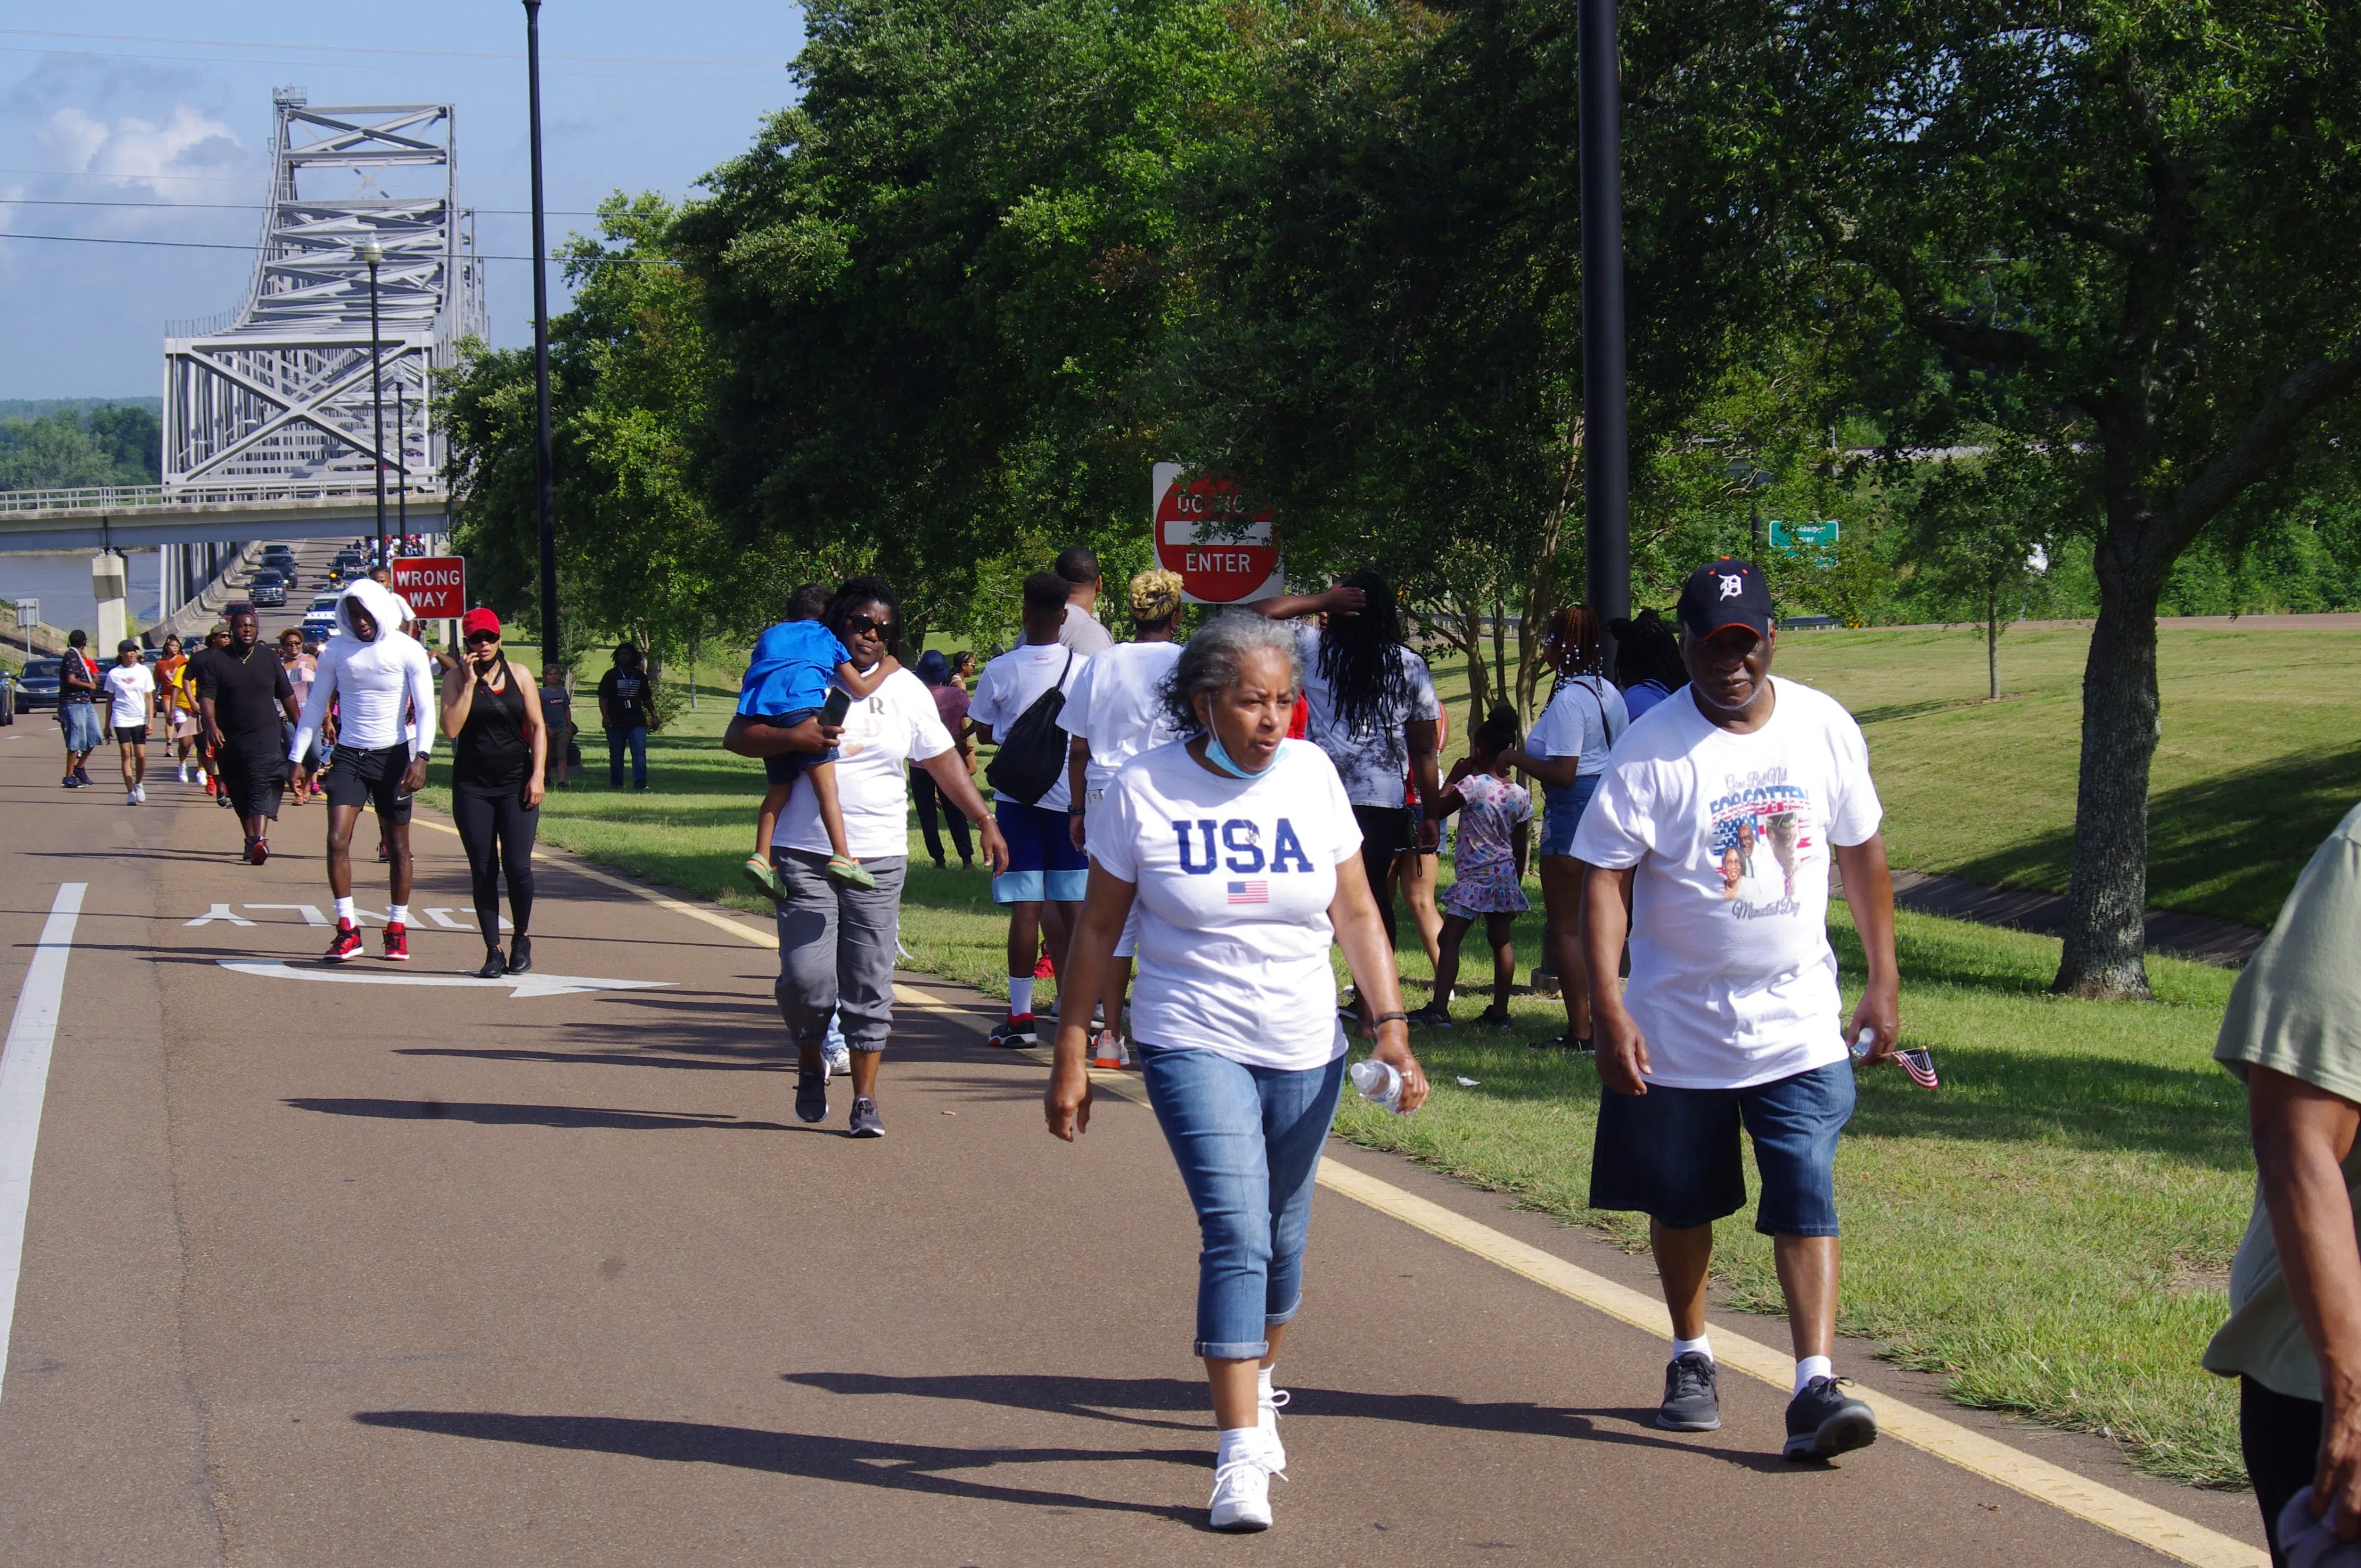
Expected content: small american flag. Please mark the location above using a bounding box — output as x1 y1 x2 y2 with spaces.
1227 880 1269 905
1895 1047 1941 1090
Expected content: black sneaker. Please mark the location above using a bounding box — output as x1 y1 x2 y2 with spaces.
476 948 508 979
1783 1376 1877 1461
794 1066 829 1124
848 1096 885 1138
1656 1352 1721 1431
1405 1006 1454 1029
504 935 533 974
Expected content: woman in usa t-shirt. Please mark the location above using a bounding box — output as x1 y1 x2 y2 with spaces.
1043 611 1428 1534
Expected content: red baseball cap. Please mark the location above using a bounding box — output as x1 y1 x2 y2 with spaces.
461 608 502 639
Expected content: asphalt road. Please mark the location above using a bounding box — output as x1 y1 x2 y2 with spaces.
0 733 2269 1565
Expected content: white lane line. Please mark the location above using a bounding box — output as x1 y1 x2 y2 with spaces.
0 883 86 1408
215 960 672 999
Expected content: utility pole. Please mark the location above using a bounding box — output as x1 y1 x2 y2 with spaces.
358 240 388 569
524 0 560 669
1580 0 1630 653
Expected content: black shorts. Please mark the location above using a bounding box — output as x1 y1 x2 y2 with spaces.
114 724 149 746
217 748 287 820
325 743 416 823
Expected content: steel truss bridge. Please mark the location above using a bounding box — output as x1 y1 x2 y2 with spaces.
1 90 479 555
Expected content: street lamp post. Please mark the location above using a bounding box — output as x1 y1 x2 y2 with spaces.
524 0 560 668
1579 0 1630 653
358 240 389 569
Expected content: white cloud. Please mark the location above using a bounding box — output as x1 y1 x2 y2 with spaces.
39 104 246 194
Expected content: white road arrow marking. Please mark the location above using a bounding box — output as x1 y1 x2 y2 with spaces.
184 904 257 928
216 961 673 1000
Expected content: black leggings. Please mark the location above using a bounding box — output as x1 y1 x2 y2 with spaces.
910 762 972 866
2242 1375 2321 1567
1352 805 1412 950
452 787 539 945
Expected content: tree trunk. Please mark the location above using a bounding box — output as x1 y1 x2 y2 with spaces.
1489 596 1509 726
2052 538 2163 1000
1985 585 1998 701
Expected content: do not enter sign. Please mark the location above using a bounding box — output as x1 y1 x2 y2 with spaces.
390 556 467 619
1153 463 1281 604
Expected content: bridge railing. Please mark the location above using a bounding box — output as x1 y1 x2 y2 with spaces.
0 481 449 516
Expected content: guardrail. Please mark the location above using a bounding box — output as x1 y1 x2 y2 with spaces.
0 482 448 516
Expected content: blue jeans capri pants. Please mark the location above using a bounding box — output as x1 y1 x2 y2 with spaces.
1137 1045 1348 1360
1538 772 1601 858
1588 1060 1856 1236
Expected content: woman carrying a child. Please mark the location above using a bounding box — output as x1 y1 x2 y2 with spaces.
724 578 1008 1139
1410 705 1533 1028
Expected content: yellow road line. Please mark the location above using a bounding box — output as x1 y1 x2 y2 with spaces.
422 829 2261 1567
1313 1160 2265 1568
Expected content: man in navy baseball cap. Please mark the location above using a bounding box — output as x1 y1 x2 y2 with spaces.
1675 558 1776 643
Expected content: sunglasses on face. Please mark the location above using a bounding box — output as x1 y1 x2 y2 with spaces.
466 631 501 647
844 615 894 637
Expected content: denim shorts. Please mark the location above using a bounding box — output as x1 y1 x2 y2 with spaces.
1137 1045 1348 1359
1588 1059 1855 1236
992 798 1088 904
1538 772 1600 857
757 707 838 787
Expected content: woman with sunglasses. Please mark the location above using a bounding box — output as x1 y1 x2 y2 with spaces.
726 577 1009 1137
440 607 548 976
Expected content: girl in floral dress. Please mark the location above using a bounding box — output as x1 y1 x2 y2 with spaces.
1410 706 1533 1028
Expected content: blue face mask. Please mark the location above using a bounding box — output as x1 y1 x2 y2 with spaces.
1205 732 1282 778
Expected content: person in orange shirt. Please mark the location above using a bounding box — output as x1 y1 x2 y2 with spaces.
154 636 202 784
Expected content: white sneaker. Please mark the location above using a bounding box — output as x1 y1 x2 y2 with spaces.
1259 1386 1290 1471
176 762 189 783
1090 1029 1129 1070
133 783 146 804
1208 1448 1277 1532
126 790 139 806
822 1040 851 1078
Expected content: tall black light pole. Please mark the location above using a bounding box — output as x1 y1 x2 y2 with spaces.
524 0 560 667
359 240 389 568
1580 0 1630 652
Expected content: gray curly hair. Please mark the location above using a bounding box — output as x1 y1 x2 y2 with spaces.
1160 610 1302 735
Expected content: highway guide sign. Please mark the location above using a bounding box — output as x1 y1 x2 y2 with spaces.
1153 461 1281 605
390 555 467 618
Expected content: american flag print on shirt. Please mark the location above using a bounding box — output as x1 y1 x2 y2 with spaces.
1227 880 1270 905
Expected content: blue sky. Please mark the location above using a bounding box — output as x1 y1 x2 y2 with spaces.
0 4 805 398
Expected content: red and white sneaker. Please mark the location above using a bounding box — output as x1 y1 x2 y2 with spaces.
1032 952 1057 980
1090 1030 1130 1070
322 920 364 963
381 922 410 961
246 838 269 865
986 1013 1037 1049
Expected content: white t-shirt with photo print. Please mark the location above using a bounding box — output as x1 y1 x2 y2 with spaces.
104 662 155 730
1091 739 1363 1070
1570 676 1883 1089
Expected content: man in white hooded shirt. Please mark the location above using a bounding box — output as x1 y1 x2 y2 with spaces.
290 577 438 962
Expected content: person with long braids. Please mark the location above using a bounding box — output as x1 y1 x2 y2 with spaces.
1501 604 1630 1050
1253 571 1442 977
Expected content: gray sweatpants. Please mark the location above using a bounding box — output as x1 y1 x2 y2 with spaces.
771 848 907 1052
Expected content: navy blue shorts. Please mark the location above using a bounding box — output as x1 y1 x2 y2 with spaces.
755 708 839 787
992 798 1088 904
1588 1059 1855 1236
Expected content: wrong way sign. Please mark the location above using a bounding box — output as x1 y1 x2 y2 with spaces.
1153 462 1281 605
391 556 467 618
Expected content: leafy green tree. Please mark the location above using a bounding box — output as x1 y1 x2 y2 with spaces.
1905 437 2072 698
0 405 161 490
1777 0 2361 996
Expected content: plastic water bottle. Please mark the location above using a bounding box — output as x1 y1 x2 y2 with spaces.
1349 1058 1405 1114
1850 1026 1876 1058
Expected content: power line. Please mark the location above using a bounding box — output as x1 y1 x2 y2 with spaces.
0 26 786 67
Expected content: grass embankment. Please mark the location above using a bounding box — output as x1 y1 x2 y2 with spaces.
452 629 2280 1487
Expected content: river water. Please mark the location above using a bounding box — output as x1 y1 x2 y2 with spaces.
0 551 163 634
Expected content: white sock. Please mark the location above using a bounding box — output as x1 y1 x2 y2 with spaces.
388 904 409 927
1673 1334 1714 1363
1794 1354 1833 1393
1009 977 1034 1017
1216 1427 1261 1467
334 896 356 924
1257 1365 1276 1403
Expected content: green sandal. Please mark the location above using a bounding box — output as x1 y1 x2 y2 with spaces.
741 853 788 902
825 855 878 891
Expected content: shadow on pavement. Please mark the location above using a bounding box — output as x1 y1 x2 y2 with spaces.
779 1372 1796 1472
283 1097 797 1132
351 1410 1206 1523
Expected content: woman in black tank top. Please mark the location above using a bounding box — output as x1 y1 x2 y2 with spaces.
439 610 548 977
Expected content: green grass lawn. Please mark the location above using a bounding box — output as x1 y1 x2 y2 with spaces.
467 628 2284 1488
